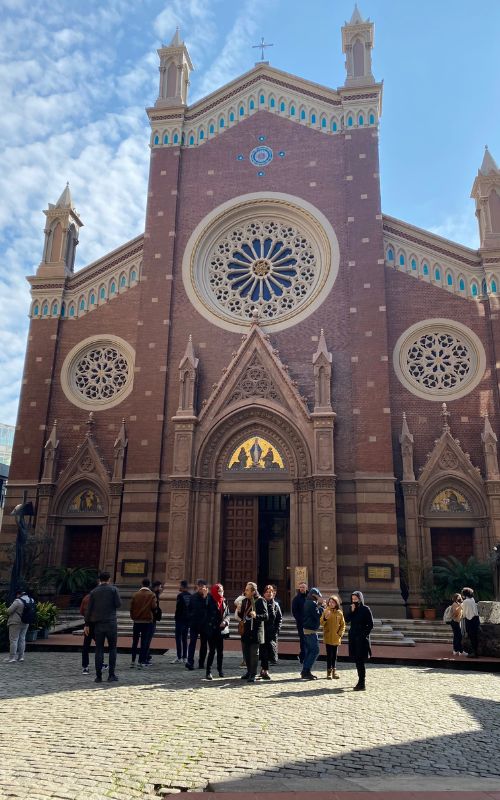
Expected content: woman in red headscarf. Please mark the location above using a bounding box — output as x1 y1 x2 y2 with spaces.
205 583 230 680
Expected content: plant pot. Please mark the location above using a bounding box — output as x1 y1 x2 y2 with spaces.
408 605 423 619
26 628 38 642
37 628 50 639
423 608 437 620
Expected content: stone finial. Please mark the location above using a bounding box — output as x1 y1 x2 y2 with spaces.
86 411 95 438
441 403 451 433
480 145 499 176
178 335 199 414
399 412 415 481
55 182 74 210
170 27 182 47
482 411 499 479
312 329 333 411
342 3 375 87
349 4 365 24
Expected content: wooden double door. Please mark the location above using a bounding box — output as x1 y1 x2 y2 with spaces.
431 527 474 564
221 495 290 608
64 525 102 569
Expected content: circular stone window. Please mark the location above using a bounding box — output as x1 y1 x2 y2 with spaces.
61 335 135 410
182 193 340 332
393 319 486 401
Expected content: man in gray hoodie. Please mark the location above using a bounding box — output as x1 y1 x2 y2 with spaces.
5 587 35 663
84 572 121 683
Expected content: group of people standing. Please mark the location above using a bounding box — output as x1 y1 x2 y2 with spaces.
292 583 373 690
447 586 481 657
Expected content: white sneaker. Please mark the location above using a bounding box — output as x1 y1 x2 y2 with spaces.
6 657 17 663
17 657 24 662
453 651 459 655
173 657 183 664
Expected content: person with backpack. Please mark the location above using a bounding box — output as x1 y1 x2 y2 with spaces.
5 586 36 663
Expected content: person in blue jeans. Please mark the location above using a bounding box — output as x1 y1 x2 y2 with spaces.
301 587 325 680
174 580 191 663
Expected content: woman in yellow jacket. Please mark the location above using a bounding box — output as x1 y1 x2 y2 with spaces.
320 595 346 679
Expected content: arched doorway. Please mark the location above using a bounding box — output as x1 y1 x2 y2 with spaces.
50 482 108 570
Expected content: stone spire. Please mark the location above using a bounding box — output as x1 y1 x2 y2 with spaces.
341 4 375 87
37 183 83 277
471 146 500 249
399 413 415 481
178 335 199 415
155 28 193 108
312 329 333 412
482 412 499 479
441 402 451 433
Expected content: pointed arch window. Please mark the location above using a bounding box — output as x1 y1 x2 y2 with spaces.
290 105 296 116
90 293 95 305
332 121 338 131
310 113 316 124
447 273 453 286
358 114 364 126
42 303 48 316
260 95 265 104
209 124 214 135
173 133 179 144
99 287 106 300
321 117 327 128
189 135 194 145
61 303 65 318
347 115 353 127
471 282 478 297
387 248 394 261
249 99 255 110
131 270 137 283
79 299 86 311
434 267 441 281
300 109 306 120
269 98 275 108
153 135 159 145
33 303 39 317
411 258 417 271
199 129 205 139
120 275 126 288
110 281 116 295
163 134 169 144
369 113 375 124
69 305 75 317
422 263 429 276
239 105 245 116
229 111 235 122
218 118 224 129
52 301 58 315
459 278 465 291
399 254 405 266
491 279 498 294
279 101 285 112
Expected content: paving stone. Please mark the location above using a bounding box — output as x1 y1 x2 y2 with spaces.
0 653 499 799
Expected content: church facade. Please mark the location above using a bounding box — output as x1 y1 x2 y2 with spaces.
2 9 500 614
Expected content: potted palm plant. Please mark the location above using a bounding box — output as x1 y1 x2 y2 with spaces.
421 571 444 620
41 566 98 607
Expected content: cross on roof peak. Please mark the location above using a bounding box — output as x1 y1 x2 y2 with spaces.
253 36 273 62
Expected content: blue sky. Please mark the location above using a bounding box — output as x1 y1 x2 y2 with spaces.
1 0 499 427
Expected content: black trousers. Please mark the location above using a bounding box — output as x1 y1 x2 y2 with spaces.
325 644 338 671
355 660 366 685
451 620 463 653
131 621 154 665
206 633 224 673
187 627 207 668
94 622 117 677
465 616 480 655
242 640 259 678
81 624 94 669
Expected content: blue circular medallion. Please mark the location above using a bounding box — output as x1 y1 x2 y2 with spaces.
257 171 265 177
236 154 244 161
250 145 273 167
258 135 267 142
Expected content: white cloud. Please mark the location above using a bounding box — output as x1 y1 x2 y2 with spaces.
428 210 479 250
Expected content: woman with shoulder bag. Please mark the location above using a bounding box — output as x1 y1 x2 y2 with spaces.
320 594 346 679
205 584 230 680
450 593 464 656
238 582 268 683
344 590 373 691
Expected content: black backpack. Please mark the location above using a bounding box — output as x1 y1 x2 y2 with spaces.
20 597 37 625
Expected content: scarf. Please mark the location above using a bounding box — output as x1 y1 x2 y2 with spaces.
211 583 224 612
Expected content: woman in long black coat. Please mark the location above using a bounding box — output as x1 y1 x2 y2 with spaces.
344 590 373 691
259 584 283 679
204 583 230 680
238 581 268 683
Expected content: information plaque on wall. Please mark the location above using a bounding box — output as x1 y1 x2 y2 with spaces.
365 563 394 581
294 566 308 588
121 559 148 577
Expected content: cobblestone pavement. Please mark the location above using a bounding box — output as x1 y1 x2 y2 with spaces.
0 651 499 799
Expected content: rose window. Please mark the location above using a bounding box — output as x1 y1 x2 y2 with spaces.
394 321 486 401
207 220 318 320
74 346 130 401
61 335 135 410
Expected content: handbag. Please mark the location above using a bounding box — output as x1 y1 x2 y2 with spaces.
238 619 245 636
220 620 230 637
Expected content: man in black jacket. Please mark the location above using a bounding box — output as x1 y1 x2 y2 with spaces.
185 581 209 671
84 572 121 683
301 587 324 680
291 582 308 665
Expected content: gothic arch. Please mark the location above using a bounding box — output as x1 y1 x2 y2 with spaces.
196 405 312 480
419 477 486 520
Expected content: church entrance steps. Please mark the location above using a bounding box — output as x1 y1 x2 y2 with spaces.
65 611 417 647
